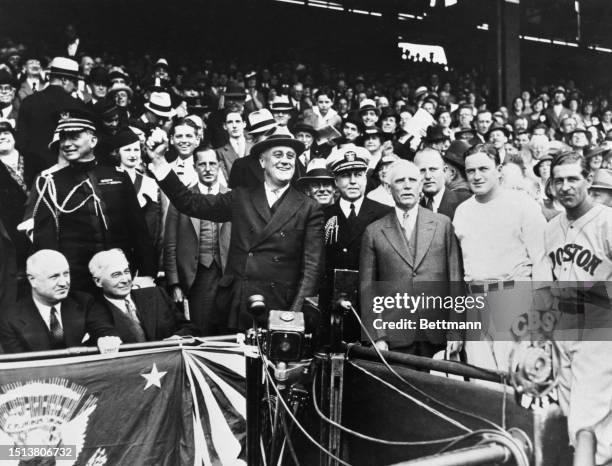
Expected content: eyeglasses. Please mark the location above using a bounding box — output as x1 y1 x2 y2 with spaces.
0 85 14 93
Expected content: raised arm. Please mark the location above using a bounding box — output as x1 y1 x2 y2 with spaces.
146 129 233 222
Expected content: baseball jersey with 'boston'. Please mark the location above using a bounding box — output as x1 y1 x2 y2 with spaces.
545 203 612 464
545 203 612 282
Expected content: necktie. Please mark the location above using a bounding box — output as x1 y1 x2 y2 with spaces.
402 211 412 242
125 299 140 323
421 195 434 211
348 203 356 221
124 298 147 341
32 81 37 91
49 306 64 348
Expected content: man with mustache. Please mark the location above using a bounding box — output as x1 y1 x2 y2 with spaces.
0 249 120 353
164 148 231 335
147 128 324 331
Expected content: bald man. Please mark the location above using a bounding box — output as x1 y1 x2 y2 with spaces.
414 148 470 220
0 250 120 354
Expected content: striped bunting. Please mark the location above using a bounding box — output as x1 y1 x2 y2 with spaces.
184 343 247 466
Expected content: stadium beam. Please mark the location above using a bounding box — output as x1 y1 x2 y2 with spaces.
496 0 521 107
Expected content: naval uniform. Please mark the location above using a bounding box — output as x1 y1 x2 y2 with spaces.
31 159 157 293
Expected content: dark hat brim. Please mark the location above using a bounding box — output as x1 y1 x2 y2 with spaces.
251 136 305 158
533 156 553 177
486 126 511 138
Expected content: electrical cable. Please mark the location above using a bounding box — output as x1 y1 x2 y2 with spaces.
255 337 351 466
346 302 505 432
280 411 302 466
311 371 470 446
261 360 353 466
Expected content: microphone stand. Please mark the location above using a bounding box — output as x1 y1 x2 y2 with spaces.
318 297 350 466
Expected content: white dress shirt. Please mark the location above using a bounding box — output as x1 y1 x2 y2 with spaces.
198 182 220 194
430 186 445 213
32 297 63 330
395 204 419 240
105 294 137 317
229 137 247 158
339 197 364 218
264 182 290 208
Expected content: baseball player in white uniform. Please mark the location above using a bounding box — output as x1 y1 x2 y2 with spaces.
545 152 612 465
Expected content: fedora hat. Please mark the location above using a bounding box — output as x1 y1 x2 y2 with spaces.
144 92 174 118
0 69 17 88
486 123 511 139
247 109 277 135
155 58 169 69
424 125 450 143
222 82 247 100
443 140 470 169
88 66 110 86
48 56 80 80
270 96 293 113
358 99 380 116
292 122 318 138
250 129 305 159
108 82 133 98
590 168 612 191
0 119 16 136
297 158 334 188
454 127 476 139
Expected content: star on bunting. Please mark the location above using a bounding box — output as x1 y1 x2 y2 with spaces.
141 363 167 390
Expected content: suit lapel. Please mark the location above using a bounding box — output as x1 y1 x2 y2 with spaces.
19 298 51 350
344 199 375 246
413 207 437 270
382 214 413 267
61 296 84 346
438 189 452 218
189 185 201 233
132 290 155 340
251 184 272 224
248 155 264 184
252 187 304 247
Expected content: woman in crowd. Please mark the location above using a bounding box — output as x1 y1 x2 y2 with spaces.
112 128 161 253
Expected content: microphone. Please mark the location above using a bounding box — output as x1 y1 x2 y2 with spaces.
247 294 267 318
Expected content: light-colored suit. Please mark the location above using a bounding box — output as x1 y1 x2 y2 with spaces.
359 207 464 349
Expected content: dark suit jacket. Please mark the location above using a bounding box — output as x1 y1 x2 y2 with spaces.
545 106 573 130
360 208 464 349
468 133 486 146
216 141 252 184
98 287 198 343
321 198 391 300
16 85 86 185
0 292 117 353
0 158 28 265
158 171 324 329
164 184 231 291
436 188 471 221
0 219 17 313
321 198 391 342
